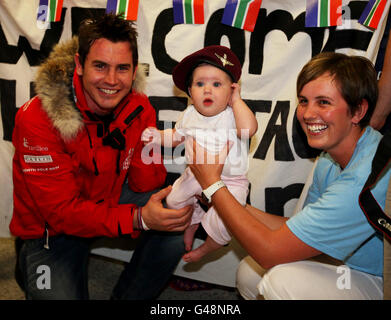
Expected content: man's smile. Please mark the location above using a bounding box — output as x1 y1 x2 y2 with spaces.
99 88 119 95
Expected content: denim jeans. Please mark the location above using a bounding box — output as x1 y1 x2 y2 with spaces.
18 186 185 300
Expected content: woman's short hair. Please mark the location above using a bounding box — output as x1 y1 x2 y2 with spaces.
77 13 138 68
297 52 378 128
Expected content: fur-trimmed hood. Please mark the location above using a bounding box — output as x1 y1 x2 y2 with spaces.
34 36 146 141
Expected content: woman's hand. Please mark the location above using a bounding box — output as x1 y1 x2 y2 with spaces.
187 137 232 189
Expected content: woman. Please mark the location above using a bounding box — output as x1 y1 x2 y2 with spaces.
187 52 391 299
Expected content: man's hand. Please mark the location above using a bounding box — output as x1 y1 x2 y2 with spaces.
141 186 192 231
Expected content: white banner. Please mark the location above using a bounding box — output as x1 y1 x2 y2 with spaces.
1 0 389 237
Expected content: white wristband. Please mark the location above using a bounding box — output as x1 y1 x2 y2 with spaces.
141 215 150 231
201 180 226 203
137 207 150 231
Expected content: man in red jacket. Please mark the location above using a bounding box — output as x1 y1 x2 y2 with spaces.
10 14 192 299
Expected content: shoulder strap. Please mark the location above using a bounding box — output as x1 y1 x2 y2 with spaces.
384 171 391 299
358 130 391 241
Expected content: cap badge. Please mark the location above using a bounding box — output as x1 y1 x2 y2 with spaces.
215 53 234 67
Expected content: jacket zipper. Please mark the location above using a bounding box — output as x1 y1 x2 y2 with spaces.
43 222 50 250
85 126 99 176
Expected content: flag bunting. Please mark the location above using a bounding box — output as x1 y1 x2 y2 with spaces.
106 0 139 21
358 0 387 29
37 0 63 23
305 0 342 28
173 0 205 24
221 0 262 32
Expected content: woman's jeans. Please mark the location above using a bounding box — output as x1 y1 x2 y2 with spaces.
18 187 185 300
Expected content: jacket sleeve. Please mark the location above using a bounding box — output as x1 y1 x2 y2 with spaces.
126 99 167 192
12 105 138 238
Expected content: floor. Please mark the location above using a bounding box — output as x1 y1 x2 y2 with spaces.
0 237 241 300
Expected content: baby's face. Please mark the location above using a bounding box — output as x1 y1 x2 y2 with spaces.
188 64 233 117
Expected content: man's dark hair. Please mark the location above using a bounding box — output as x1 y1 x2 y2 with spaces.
77 13 138 67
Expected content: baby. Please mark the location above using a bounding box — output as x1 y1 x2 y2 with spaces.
142 45 257 262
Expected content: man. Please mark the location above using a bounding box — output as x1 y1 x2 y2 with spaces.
10 14 191 300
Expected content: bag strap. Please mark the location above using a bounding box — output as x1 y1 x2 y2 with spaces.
383 175 391 299
358 130 391 241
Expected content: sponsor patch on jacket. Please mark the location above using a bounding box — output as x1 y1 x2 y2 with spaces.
122 148 134 170
23 138 48 152
23 155 53 163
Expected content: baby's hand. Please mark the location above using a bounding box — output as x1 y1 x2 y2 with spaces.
141 127 161 145
229 83 242 107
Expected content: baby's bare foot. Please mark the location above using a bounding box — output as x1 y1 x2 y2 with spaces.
182 236 223 263
184 224 199 251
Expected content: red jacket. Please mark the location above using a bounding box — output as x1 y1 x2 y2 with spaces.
10 38 166 239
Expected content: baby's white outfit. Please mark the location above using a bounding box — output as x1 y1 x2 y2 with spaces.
166 105 249 245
